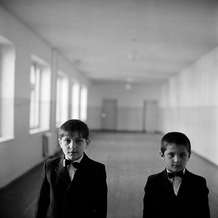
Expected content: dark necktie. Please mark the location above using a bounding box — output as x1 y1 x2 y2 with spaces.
167 170 184 179
64 159 81 169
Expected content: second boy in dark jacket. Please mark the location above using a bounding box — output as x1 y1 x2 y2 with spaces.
143 132 210 218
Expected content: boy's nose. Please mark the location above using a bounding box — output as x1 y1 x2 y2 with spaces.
173 155 180 162
68 140 76 149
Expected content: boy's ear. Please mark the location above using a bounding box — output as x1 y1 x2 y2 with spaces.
188 152 191 158
86 138 91 145
159 151 164 158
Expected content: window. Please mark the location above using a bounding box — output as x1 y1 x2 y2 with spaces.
71 82 80 119
80 85 87 121
29 56 51 133
30 64 40 129
0 37 15 141
56 72 69 126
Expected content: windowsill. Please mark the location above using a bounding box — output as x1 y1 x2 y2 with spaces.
0 136 14 143
29 127 49 135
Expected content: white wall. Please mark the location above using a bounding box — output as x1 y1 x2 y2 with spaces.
0 6 89 187
159 47 218 166
87 82 161 131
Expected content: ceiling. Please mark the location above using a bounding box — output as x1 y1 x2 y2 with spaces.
0 0 217 84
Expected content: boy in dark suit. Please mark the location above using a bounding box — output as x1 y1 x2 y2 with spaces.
35 119 107 218
143 131 210 218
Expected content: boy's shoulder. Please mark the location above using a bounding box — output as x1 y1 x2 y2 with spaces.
83 153 106 169
44 155 62 168
147 170 166 181
184 169 207 184
44 153 105 167
43 154 106 173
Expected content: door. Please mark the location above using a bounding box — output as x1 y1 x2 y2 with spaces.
101 98 117 131
143 100 158 132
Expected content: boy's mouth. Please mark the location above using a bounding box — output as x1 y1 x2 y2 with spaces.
68 151 77 155
172 164 181 168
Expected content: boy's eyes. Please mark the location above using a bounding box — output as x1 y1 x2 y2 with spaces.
63 138 84 145
167 153 176 158
75 139 84 144
167 153 174 158
167 152 187 158
64 138 71 144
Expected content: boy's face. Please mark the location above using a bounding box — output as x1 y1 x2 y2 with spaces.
161 143 190 172
58 131 89 161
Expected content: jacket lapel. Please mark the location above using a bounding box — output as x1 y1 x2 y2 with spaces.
70 153 90 184
177 169 190 198
55 156 71 186
53 153 91 190
160 170 177 198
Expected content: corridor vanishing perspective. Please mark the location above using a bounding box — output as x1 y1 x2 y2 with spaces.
0 1 218 218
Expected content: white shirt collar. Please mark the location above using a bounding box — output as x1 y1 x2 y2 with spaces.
166 168 186 174
63 154 84 167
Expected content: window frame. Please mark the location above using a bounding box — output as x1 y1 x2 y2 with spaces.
30 63 41 130
0 39 15 141
29 56 51 134
80 85 88 121
56 72 69 127
71 81 80 119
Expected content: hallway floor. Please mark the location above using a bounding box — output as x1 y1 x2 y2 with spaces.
0 132 218 218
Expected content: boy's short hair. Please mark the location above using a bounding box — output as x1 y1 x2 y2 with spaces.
160 131 191 155
58 119 89 139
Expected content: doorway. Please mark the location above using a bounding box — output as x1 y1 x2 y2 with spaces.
101 98 118 131
143 100 158 132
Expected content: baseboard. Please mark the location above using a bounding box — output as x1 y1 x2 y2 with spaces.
0 150 61 191
0 161 43 191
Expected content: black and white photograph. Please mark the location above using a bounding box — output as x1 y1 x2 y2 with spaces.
0 0 217 217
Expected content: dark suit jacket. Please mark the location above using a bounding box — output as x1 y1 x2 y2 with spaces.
35 153 107 218
143 169 210 218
